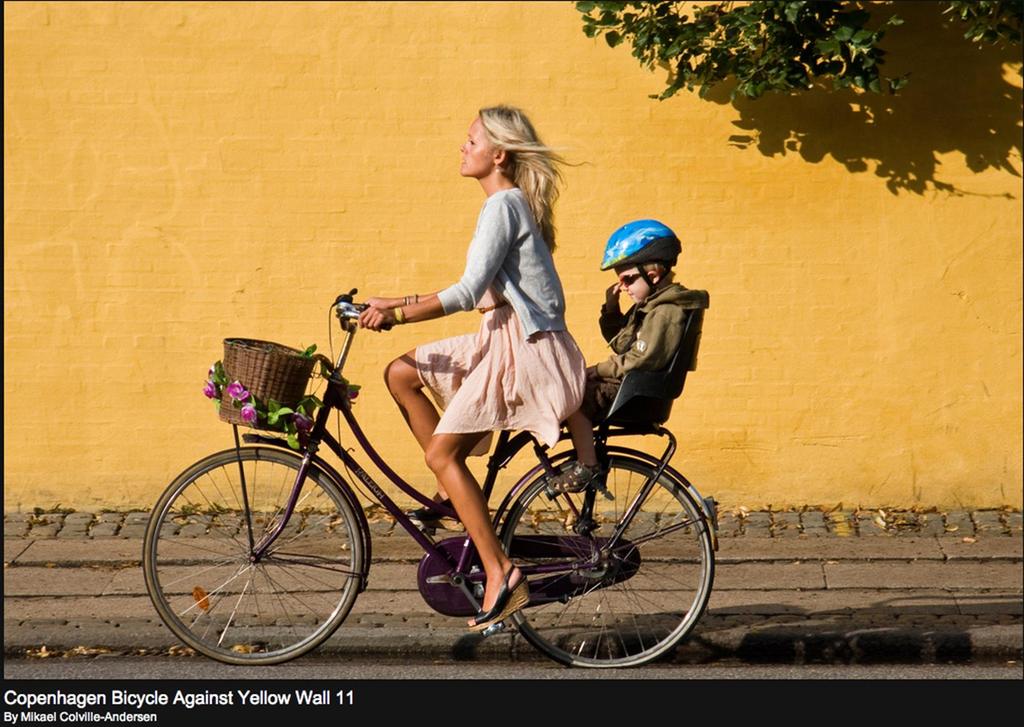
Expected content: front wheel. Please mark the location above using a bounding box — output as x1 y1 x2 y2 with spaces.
499 454 714 667
143 447 366 665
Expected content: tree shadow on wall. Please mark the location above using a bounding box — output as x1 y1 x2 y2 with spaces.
702 2 1022 196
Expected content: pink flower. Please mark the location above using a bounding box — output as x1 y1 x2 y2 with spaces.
292 413 314 433
203 381 218 399
240 404 258 424
347 389 359 401
226 381 250 402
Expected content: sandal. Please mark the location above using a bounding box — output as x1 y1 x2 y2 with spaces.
469 566 529 631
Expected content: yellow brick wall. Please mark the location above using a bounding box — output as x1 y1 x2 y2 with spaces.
5 2 1022 510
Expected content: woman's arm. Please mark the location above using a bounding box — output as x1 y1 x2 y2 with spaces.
359 195 517 330
435 196 516 314
358 293 446 330
366 291 440 311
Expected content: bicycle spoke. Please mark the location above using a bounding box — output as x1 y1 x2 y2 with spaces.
173 483 251 554
267 554 360 577
217 567 256 647
145 448 364 664
175 562 250 621
155 555 244 591
256 564 309 653
500 454 713 667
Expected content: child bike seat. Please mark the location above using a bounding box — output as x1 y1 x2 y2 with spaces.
604 299 708 426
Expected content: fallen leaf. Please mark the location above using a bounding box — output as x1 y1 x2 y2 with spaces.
168 645 196 657
66 646 112 657
945 525 960 532
962 536 977 544
192 586 210 612
873 515 887 530
231 643 256 654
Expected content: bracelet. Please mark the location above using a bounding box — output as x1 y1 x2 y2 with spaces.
394 307 407 324
402 294 420 306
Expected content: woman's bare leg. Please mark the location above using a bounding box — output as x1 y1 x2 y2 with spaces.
384 353 440 450
425 433 520 621
384 353 448 499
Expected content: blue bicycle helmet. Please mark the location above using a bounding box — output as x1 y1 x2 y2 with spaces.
600 219 681 271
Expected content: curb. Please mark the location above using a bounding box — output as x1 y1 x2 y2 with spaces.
5 617 1021 666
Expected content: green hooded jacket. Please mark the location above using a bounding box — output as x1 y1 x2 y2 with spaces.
594 282 709 380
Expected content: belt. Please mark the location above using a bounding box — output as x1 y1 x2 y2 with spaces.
477 301 509 314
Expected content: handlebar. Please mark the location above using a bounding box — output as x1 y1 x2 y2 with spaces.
335 300 367 321
333 289 392 330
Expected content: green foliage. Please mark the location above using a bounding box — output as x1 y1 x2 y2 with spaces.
944 0 1023 45
576 1 1022 101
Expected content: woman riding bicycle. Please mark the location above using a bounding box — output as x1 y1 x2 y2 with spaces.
357 105 586 631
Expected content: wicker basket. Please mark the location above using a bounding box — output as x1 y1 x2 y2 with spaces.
219 338 315 429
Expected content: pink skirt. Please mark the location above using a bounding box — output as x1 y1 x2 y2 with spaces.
415 305 585 451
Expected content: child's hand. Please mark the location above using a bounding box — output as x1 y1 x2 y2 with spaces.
604 282 621 307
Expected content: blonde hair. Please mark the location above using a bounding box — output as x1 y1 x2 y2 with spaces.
478 105 566 252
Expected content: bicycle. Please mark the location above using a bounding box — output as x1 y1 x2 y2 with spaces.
143 291 718 668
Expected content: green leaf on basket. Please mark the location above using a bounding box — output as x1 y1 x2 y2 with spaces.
270 407 294 426
302 344 317 358
287 432 300 450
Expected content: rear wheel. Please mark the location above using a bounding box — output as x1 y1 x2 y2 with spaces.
143 447 365 665
499 454 714 667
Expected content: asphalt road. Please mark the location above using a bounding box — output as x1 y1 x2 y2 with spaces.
5 657 1022 680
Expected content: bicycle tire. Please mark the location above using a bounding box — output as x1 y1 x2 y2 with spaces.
143 447 366 665
499 452 714 667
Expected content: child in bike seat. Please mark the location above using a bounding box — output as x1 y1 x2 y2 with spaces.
549 219 709 494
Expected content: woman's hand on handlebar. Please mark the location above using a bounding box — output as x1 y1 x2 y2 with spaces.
365 297 398 310
358 304 397 331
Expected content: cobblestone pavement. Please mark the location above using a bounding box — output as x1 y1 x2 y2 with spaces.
4 506 1021 666
4 506 1021 539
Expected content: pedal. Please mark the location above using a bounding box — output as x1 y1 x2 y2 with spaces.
595 483 615 501
410 519 437 536
480 620 510 638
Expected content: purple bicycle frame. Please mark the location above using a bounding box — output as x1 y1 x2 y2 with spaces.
240 303 664 611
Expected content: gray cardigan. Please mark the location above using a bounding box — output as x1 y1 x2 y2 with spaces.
437 188 568 338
